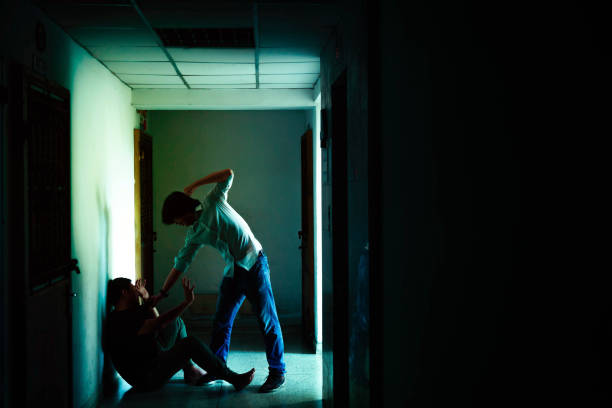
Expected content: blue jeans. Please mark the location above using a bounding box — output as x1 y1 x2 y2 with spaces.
210 252 286 374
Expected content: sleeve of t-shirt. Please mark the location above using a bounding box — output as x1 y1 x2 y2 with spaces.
206 172 234 203
173 239 203 273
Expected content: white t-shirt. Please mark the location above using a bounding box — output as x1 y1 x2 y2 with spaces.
173 173 262 278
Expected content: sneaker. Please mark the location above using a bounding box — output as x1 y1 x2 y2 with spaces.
258 372 285 393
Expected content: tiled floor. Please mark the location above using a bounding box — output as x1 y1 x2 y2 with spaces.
100 322 322 408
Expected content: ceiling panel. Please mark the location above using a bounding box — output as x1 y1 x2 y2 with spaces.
130 84 188 89
88 46 167 62
177 63 255 76
185 75 255 85
260 62 320 75
34 0 337 91
117 74 183 85
258 5 333 49
190 84 256 89
259 27 330 48
168 48 255 63
260 73 319 84
34 2 142 28
67 28 158 46
140 3 252 28
258 4 340 27
106 61 175 75
259 47 320 63
260 83 314 89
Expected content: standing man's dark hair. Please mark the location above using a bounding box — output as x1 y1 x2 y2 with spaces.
162 192 200 225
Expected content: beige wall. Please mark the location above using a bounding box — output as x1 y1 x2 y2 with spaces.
149 110 311 319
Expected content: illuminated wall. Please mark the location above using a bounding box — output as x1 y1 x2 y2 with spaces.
1 1 138 406
69 47 137 408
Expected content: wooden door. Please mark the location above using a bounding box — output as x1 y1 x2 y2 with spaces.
300 129 316 352
134 129 154 293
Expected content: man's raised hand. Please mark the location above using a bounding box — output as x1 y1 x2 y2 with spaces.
183 185 195 196
135 278 149 300
182 277 195 305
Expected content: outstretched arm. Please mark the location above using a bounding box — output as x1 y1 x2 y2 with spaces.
135 278 159 317
138 277 195 335
184 169 233 196
160 268 182 297
148 267 184 307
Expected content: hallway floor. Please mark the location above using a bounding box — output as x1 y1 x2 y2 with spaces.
100 322 322 408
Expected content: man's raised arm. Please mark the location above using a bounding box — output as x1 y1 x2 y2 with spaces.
184 169 233 196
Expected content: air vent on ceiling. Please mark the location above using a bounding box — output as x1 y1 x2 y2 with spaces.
154 28 255 48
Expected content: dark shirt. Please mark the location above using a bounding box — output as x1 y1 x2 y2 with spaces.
108 305 160 386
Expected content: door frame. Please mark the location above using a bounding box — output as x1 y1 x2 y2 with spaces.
134 129 142 281
301 128 316 352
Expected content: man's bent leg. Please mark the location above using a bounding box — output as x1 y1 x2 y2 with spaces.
156 316 197 377
246 253 286 374
156 316 188 350
210 275 245 363
144 336 233 390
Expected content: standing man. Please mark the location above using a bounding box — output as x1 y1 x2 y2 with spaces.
151 168 286 392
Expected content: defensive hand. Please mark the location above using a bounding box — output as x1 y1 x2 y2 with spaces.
135 278 149 300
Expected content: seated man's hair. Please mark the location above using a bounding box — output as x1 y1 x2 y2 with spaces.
162 192 200 225
108 277 132 306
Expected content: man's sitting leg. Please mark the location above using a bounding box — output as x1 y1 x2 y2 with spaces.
144 335 255 391
156 316 205 384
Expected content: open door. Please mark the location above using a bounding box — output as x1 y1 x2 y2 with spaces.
134 129 154 293
300 128 316 353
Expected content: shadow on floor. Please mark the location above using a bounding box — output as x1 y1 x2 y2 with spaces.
186 321 316 354
266 402 322 408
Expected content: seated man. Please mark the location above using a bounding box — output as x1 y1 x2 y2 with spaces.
107 276 254 391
